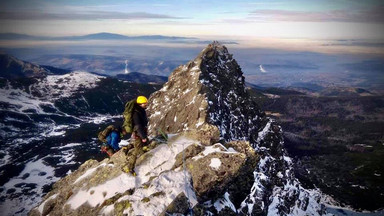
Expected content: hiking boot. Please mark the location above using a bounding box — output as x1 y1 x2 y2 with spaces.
101 145 114 157
122 165 136 176
122 144 134 155
122 146 129 155
106 149 114 157
142 146 149 152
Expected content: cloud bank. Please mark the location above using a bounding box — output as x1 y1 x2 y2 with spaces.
0 11 184 20
249 6 384 23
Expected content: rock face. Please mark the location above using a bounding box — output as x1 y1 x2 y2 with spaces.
147 41 327 215
148 41 264 145
30 42 328 216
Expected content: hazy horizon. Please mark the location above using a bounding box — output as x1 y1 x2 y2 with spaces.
0 0 383 91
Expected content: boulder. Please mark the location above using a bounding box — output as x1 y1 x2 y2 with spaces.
186 144 246 199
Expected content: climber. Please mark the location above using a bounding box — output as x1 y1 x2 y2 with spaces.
123 96 149 175
98 125 126 157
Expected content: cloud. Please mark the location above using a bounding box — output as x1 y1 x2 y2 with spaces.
249 6 384 23
322 40 384 47
0 11 184 21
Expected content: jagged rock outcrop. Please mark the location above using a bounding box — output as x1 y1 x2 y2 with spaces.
30 42 328 216
148 41 264 145
147 41 327 215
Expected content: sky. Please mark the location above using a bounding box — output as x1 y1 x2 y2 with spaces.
0 1 383 90
0 0 383 40
0 0 384 55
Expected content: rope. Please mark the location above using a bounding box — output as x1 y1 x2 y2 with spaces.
158 128 168 141
182 141 193 216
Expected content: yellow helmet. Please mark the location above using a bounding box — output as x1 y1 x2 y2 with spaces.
136 96 148 104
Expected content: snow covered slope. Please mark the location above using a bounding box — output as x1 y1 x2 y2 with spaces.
0 71 161 216
29 135 199 215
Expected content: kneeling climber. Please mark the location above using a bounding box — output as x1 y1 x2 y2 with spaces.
98 125 126 157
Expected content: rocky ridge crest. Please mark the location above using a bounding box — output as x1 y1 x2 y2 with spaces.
30 42 328 216
147 41 327 215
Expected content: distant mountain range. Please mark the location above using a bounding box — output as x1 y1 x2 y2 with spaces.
0 32 196 41
0 32 239 45
28 54 184 77
0 53 168 84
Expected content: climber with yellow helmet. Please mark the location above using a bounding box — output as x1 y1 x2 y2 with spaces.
123 95 149 175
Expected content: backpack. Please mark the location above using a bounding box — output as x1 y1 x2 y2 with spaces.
98 125 116 143
122 99 136 134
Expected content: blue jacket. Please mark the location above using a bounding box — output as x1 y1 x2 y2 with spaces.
106 131 121 151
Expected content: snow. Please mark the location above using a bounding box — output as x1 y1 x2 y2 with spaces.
74 163 108 184
152 111 161 117
66 135 199 215
0 157 60 216
42 125 69 137
120 170 197 216
183 88 192 94
159 85 169 92
101 204 115 215
186 95 196 106
83 114 121 124
283 156 292 164
37 194 58 214
57 143 82 149
195 119 204 128
68 173 135 209
0 71 103 118
37 71 103 99
0 149 11 167
193 143 235 160
0 87 55 115
214 192 236 213
263 93 280 99
256 120 272 144
276 171 283 178
209 158 222 170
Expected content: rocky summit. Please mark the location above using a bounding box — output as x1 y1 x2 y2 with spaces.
29 42 329 215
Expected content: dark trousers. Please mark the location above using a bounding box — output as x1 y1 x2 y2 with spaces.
126 138 145 171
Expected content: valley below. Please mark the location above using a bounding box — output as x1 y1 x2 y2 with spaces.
0 48 383 215
250 87 384 211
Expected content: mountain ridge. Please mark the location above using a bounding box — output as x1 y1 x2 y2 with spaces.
0 53 50 79
28 42 329 215
115 72 168 84
0 32 196 41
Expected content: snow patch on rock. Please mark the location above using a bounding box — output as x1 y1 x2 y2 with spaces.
209 158 222 170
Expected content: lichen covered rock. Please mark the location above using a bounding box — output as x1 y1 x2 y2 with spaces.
187 144 246 198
